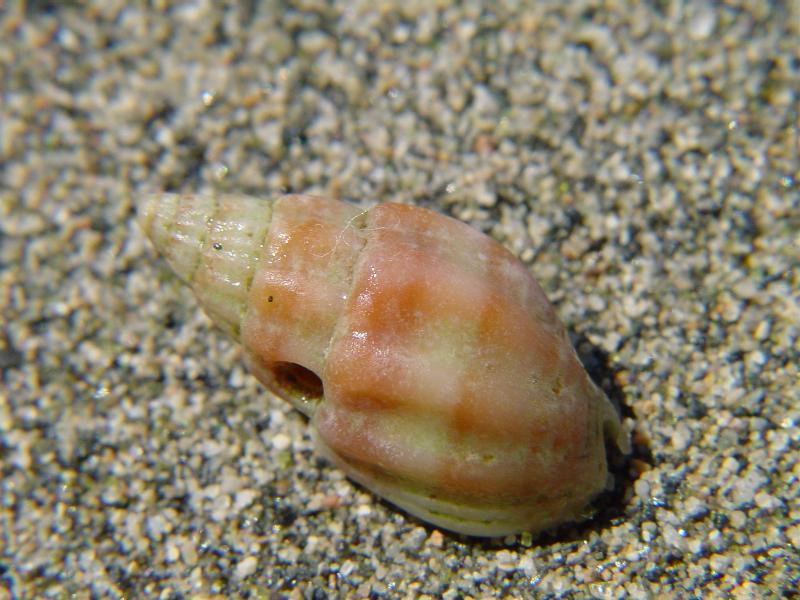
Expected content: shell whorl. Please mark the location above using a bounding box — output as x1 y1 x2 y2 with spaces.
137 193 273 338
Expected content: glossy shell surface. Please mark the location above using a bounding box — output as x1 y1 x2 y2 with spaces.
139 193 627 536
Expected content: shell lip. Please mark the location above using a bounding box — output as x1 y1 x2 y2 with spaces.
310 429 595 538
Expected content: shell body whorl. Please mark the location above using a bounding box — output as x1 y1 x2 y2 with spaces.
138 192 627 537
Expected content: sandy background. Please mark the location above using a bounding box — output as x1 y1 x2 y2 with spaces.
1 1 798 598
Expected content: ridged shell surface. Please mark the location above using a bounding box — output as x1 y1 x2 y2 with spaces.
138 192 627 537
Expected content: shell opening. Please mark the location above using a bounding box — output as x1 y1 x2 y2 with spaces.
270 362 324 409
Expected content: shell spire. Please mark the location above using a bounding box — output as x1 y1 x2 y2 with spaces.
137 193 273 338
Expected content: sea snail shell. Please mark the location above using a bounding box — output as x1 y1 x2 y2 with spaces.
138 193 628 537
